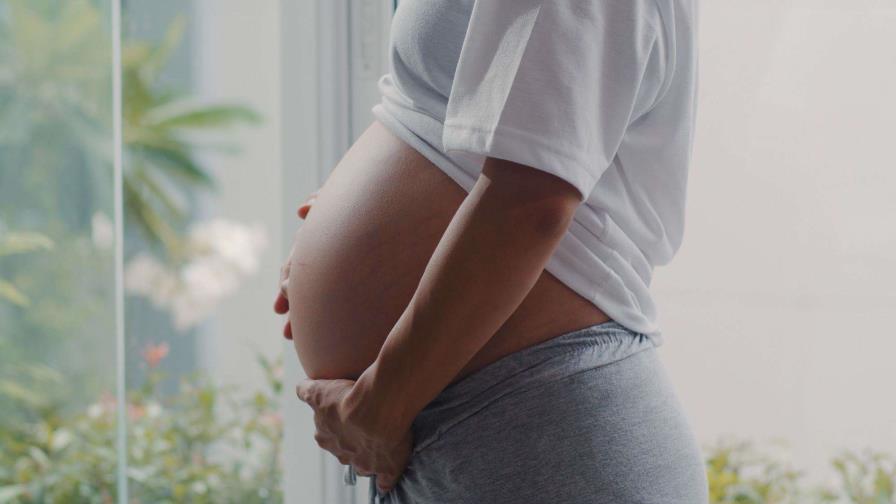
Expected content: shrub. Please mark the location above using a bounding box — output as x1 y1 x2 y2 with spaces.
0 352 283 503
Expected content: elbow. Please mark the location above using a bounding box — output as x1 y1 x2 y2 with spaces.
480 156 582 237
529 201 577 239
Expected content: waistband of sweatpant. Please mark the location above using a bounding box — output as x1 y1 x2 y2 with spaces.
410 320 657 454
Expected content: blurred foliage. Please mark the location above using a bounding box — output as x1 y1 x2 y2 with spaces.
706 438 807 503
0 224 114 415
0 0 275 500
0 0 260 254
0 230 53 307
0 0 260 407
0 353 283 503
121 13 260 260
824 450 896 504
0 0 112 238
705 437 896 504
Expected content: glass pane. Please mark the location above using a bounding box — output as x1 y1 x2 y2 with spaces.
121 2 282 501
0 0 122 501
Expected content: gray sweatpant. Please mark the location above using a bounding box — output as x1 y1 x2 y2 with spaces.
365 320 709 503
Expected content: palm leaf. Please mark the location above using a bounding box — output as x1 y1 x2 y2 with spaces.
143 101 261 130
0 232 54 257
123 177 184 259
0 278 29 306
141 14 187 82
131 165 187 221
128 137 215 188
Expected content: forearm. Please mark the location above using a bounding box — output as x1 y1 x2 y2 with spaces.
349 159 578 433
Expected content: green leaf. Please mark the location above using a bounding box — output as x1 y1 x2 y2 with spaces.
27 446 49 469
129 140 215 188
55 0 101 50
0 231 54 257
0 484 27 502
0 279 29 306
143 15 187 82
143 102 261 130
132 167 187 220
123 177 184 257
0 378 36 402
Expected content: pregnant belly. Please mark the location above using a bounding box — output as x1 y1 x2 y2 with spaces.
288 121 609 381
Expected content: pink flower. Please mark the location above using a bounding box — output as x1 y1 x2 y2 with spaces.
142 342 170 368
128 403 146 421
87 391 117 418
260 412 283 428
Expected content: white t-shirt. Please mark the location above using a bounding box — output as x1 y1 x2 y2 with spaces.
372 0 699 343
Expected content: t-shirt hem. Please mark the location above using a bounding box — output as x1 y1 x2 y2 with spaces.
374 101 664 342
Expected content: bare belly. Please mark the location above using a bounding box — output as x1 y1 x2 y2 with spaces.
288 120 610 381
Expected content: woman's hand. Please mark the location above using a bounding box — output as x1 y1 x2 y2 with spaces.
274 191 318 339
296 378 413 494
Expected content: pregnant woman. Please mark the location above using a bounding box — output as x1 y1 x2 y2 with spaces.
275 0 707 502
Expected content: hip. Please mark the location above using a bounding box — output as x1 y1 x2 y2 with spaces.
370 321 707 503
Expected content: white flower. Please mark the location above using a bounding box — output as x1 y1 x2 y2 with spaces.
124 253 181 309
206 474 221 487
147 270 180 309
125 219 267 331
91 212 115 250
50 429 73 451
191 481 208 495
170 290 218 331
181 256 240 300
189 219 267 275
124 254 166 297
145 401 163 419
86 403 103 419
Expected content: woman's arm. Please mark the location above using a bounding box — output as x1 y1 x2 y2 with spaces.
348 156 582 430
296 156 583 492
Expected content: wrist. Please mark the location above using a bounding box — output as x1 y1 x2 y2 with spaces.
341 361 416 445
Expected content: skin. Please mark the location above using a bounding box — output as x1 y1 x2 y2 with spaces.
275 120 609 493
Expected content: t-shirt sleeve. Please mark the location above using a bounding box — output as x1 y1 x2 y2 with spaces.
441 0 664 200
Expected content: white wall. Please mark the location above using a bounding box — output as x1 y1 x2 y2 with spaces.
654 0 896 483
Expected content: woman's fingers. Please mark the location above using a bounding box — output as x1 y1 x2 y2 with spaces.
274 291 289 314
378 433 412 493
275 286 292 339
277 194 317 339
298 192 318 220
376 472 399 494
354 466 374 477
275 256 291 314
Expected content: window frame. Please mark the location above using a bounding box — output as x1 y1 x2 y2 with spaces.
279 1 394 502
